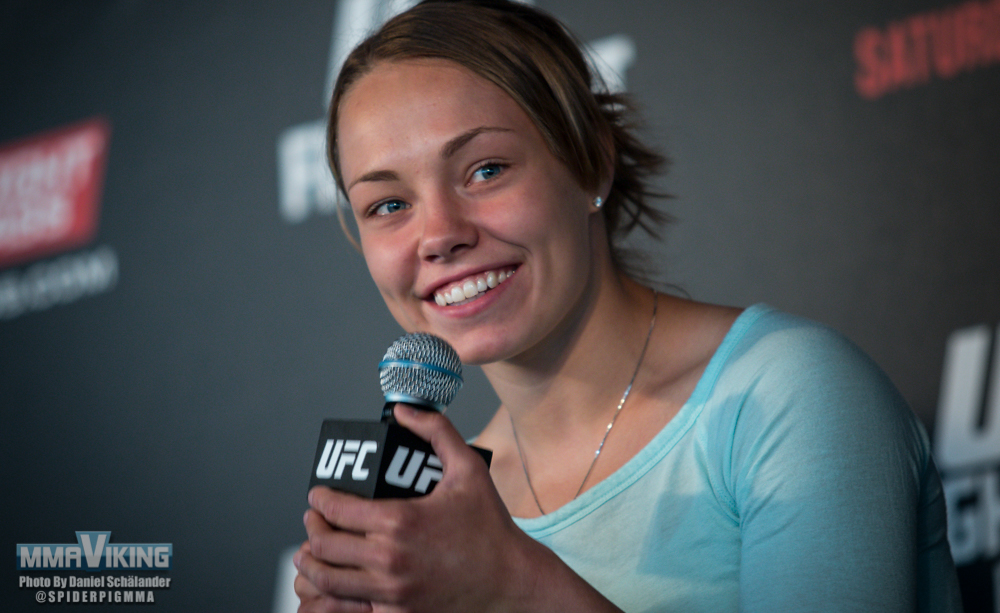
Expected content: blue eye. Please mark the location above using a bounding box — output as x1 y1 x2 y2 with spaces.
371 199 409 216
472 163 503 182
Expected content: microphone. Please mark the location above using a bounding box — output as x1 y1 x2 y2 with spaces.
308 333 492 499
378 332 464 418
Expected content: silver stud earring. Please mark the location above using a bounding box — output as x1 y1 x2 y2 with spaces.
593 196 603 209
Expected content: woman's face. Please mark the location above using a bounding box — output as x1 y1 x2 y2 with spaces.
337 58 603 365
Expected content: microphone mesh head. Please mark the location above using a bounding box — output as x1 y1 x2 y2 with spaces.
379 333 463 410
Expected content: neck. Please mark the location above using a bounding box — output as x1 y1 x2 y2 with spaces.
482 270 658 446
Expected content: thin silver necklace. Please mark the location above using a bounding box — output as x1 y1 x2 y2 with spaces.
510 289 658 515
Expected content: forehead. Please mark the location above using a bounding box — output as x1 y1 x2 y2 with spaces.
336 59 537 174
340 57 519 120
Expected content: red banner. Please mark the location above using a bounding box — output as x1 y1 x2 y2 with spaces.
0 118 110 269
854 0 1000 99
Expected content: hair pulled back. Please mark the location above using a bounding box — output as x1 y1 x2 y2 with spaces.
328 0 669 278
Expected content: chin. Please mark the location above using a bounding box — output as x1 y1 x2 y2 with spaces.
449 341 500 367
445 332 516 366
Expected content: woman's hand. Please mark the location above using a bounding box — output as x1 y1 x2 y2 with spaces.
293 404 537 613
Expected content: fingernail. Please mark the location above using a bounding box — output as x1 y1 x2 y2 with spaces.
394 404 416 418
303 510 310 525
292 551 301 569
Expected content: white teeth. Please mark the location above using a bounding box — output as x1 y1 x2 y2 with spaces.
434 269 515 305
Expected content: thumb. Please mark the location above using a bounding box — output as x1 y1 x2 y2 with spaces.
393 404 472 472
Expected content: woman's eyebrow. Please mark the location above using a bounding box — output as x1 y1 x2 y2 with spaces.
441 126 513 159
348 169 398 191
348 127 514 191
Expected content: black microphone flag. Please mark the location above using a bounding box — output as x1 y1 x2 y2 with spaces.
309 333 491 499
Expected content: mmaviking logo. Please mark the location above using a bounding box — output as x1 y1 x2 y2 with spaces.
17 532 171 571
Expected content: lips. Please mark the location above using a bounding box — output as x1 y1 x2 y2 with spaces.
432 267 517 306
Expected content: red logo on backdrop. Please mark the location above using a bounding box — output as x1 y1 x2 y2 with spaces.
0 118 110 269
854 0 1000 100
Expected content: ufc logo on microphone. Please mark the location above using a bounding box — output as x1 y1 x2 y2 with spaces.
384 446 442 493
315 439 378 481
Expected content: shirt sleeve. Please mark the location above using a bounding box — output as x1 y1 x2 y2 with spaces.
721 318 962 612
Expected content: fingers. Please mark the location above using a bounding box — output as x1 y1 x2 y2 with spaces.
308 486 405 535
296 564 372 613
295 573 373 613
294 541 377 609
302 500 416 601
303 508 371 569
392 404 477 475
295 547 373 603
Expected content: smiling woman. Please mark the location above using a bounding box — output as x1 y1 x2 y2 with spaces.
336 57 607 366
327 0 668 284
292 1 963 612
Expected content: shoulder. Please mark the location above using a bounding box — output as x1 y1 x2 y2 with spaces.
655 300 877 389
704 305 931 483
713 309 954 610
719 306 906 407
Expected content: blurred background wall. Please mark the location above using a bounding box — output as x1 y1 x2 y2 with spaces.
2 1 998 610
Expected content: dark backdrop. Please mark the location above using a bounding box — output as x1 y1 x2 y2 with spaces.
2 1 998 611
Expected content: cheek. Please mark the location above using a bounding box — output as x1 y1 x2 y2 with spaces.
490 181 573 241
363 245 419 331
508 184 591 249
361 236 408 295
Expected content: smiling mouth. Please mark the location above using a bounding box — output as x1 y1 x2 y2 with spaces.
433 268 517 306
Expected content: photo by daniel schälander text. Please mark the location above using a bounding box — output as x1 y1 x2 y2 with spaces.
16 531 172 605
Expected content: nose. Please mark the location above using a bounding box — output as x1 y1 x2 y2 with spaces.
416 194 478 262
